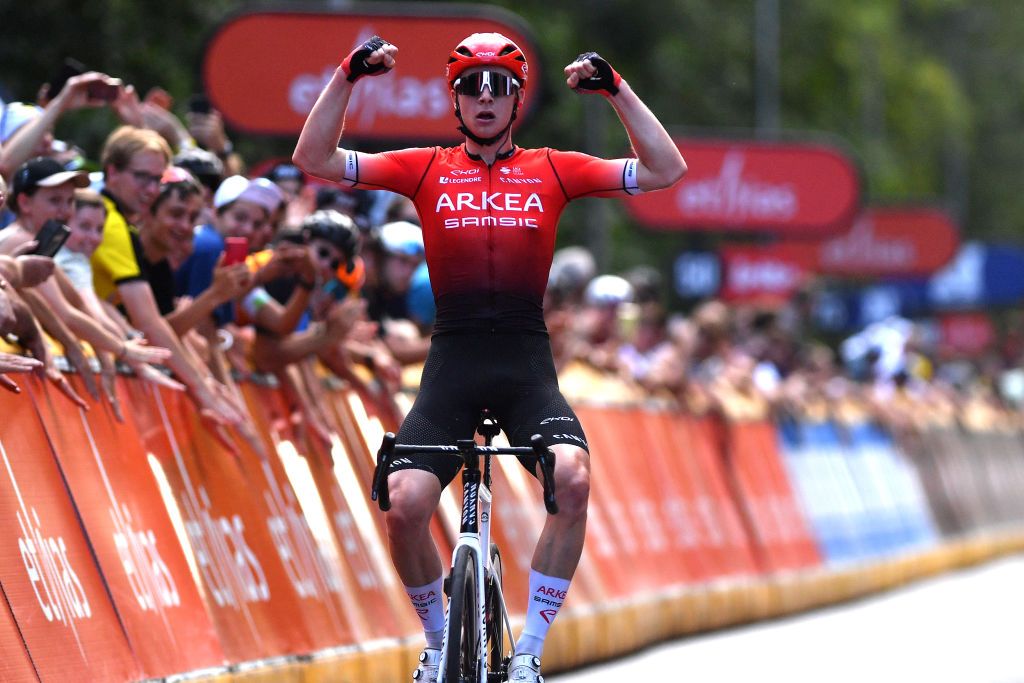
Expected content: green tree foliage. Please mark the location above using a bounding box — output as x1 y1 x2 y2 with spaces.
1 0 1021 254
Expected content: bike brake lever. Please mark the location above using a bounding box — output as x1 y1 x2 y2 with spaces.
530 434 559 515
372 432 396 511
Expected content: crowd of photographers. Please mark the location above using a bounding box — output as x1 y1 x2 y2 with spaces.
1 70 1021 450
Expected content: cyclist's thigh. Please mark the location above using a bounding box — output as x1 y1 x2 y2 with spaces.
393 337 481 487
496 335 590 472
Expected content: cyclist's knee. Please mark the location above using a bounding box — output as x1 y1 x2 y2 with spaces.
551 445 590 519
385 469 442 537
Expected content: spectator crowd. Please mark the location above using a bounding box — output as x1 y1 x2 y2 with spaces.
1 69 1021 449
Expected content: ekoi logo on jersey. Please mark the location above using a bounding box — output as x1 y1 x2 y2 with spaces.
437 191 544 229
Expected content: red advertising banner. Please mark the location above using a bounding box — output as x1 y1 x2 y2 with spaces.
817 207 959 277
31 377 225 678
939 312 996 354
203 6 540 140
625 138 861 235
0 587 38 681
720 243 813 304
0 382 141 682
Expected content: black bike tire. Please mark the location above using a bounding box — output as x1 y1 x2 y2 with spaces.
444 545 480 683
486 543 506 674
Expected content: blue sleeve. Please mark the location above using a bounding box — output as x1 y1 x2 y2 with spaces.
174 226 234 325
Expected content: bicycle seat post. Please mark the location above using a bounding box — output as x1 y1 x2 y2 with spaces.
477 410 501 487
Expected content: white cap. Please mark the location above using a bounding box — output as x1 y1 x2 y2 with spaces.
584 275 634 307
213 175 284 214
0 102 43 143
379 220 424 256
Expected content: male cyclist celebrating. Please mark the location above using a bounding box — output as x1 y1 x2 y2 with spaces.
294 33 685 682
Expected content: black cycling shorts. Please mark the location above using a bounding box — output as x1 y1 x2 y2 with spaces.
392 332 589 487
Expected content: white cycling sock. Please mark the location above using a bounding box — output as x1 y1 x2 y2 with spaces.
405 577 446 649
516 570 571 659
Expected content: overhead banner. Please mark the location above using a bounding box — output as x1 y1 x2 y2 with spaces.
625 138 861 235
202 5 541 141
817 207 958 277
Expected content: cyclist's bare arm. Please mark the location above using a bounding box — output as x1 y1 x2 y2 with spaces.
565 54 687 192
293 38 398 182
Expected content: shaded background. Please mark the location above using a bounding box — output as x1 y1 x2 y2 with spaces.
1 0 1020 286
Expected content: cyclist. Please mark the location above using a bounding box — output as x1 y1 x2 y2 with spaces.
294 32 685 683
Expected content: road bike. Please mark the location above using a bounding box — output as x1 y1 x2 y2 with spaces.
372 411 558 683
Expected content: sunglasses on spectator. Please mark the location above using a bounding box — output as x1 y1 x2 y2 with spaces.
453 71 521 98
316 246 342 271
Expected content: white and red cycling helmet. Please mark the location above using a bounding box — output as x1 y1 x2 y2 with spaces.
446 32 529 89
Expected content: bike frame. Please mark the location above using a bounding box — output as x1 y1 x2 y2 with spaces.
372 417 557 683
438 440 496 683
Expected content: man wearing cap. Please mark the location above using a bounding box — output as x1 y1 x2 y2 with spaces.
175 174 285 328
0 156 172 408
0 156 90 252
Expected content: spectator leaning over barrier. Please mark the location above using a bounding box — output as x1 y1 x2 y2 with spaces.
0 181 46 393
92 126 245 430
137 168 253 336
0 250 86 407
0 157 172 409
57 188 185 399
363 220 430 365
174 174 285 382
243 211 367 445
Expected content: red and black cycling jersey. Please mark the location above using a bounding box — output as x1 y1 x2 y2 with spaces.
340 145 640 334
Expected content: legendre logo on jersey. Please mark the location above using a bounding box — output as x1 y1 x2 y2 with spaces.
437 191 545 229
439 176 481 184
439 167 483 184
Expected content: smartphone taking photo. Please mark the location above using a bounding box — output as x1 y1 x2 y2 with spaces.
221 237 249 267
86 80 120 102
32 220 71 258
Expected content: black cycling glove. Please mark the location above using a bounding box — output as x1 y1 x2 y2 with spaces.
341 35 393 83
573 52 622 96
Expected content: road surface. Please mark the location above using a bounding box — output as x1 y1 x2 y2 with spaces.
551 555 1024 683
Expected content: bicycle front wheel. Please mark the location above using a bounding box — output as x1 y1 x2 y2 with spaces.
486 543 508 674
444 545 480 683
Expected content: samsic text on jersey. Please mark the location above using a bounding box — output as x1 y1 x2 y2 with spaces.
341 145 639 334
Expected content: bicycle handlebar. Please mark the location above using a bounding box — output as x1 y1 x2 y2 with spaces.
371 433 559 515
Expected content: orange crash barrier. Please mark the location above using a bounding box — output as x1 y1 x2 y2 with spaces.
1 369 1023 682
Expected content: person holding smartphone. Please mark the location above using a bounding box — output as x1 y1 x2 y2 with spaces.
0 71 125 182
0 157 173 409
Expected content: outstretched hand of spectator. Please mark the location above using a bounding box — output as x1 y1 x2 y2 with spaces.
0 352 43 394
4 289 87 409
45 72 125 112
185 109 231 157
97 353 125 422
